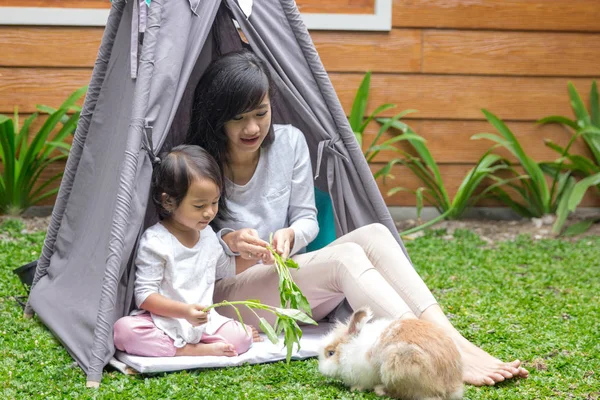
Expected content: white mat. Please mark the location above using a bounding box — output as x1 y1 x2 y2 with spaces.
112 323 332 374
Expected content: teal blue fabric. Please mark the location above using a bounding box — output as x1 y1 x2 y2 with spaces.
307 187 337 252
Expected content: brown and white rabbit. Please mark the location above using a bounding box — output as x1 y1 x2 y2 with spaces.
318 307 463 400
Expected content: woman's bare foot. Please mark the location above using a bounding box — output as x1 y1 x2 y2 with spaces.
457 338 529 386
419 305 528 386
249 325 263 342
176 342 238 357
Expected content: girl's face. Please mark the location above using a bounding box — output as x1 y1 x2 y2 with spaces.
165 178 220 232
223 94 271 157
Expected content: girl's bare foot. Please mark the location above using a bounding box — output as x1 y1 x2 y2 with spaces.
176 342 238 357
249 325 263 342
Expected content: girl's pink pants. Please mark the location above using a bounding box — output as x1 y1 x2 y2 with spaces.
113 313 252 357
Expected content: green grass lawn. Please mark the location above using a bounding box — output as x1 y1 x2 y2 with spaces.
1 219 599 399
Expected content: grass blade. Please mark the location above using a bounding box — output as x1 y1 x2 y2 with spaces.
471 132 511 148
367 132 424 163
492 191 534 218
482 109 550 213
562 220 596 237
399 210 452 236
372 158 401 181
366 110 418 159
451 152 505 217
0 119 16 207
382 122 450 207
568 82 591 126
537 115 578 130
553 177 576 234
358 103 397 135
349 72 371 133
567 172 600 211
400 156 446 208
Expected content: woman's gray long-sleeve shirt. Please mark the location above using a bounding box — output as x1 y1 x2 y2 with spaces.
215 124 319 256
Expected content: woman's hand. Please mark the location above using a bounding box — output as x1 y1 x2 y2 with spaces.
272 228 295 260
222 229 270 261
184 304 209 326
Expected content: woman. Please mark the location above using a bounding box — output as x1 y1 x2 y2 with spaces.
186 49 528 386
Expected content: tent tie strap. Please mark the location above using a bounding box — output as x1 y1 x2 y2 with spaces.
140 121 160 166
314 137 348 179
130 0 148 79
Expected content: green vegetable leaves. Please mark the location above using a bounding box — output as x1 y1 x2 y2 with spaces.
267 234 316 362
205 235 316 362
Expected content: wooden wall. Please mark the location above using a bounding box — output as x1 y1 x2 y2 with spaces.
1 0 600 207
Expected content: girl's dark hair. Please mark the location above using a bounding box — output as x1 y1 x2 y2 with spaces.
151 145 223 220
186 49 274 220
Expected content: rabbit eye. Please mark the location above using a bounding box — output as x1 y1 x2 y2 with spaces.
327 350 335 357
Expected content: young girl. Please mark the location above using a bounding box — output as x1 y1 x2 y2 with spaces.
113 145 260 357
186 49 528 385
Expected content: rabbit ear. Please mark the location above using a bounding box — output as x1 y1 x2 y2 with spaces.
348 307 373 335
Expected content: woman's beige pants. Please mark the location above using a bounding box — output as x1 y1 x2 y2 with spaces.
214 223 437 326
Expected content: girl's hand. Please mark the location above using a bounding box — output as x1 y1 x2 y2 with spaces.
223 229 270 261
184 304 209 326
272 228 295 260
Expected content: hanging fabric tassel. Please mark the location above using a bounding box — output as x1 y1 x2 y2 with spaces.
130 0 149 79
130 0 139 79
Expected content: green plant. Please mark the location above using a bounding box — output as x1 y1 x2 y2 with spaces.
203 299 315 363
377 118 509 235
205 236 316 363
472 110 575 220
0 87 87 215
539 81 600 166
348 71 424 182
537 81 600 234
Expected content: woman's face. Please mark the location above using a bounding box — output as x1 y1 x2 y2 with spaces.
223 94 271 157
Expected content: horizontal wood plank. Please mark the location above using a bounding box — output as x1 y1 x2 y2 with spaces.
361 120 593 164
296 0 375 14
329 74 600 121
392 0 600 32
423 30 600 77
0 68 90 113
373 164 600 207
5 27 598 76
312 30 421 73
2 0 110 8
2 69 599 121
0 27 103 68
0 27 421 73
3 0 376 13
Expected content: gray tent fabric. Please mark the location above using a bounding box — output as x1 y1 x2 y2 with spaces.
25 0 411 385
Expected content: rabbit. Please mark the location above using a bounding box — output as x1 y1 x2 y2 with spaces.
318 307 463 400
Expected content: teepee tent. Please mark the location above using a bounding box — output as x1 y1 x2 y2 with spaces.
24 0 411 385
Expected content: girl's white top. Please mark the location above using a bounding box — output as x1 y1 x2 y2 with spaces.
133 223 236 347
216 124 319 256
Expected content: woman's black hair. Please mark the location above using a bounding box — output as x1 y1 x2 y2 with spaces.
151 145 223 220
186 49 275 221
